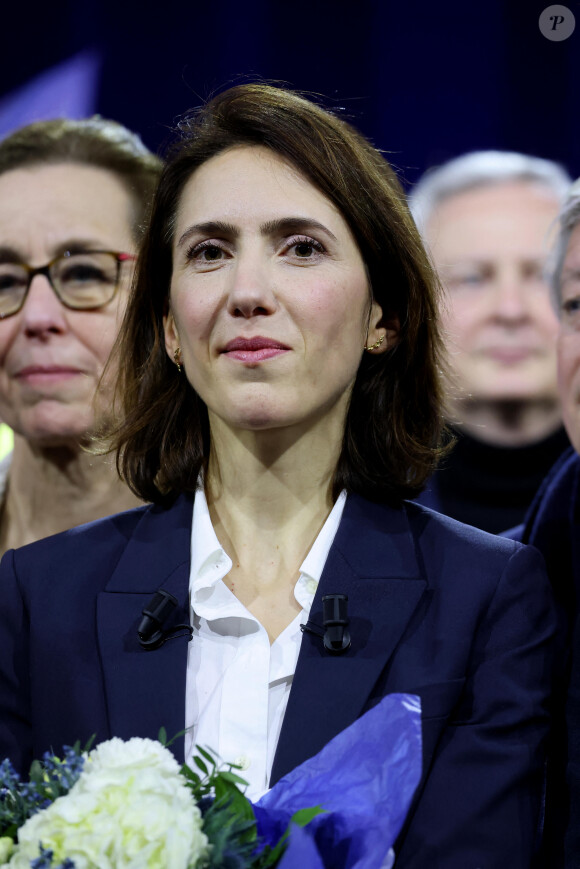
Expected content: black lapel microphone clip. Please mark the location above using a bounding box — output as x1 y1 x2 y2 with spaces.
301 593 351 654
138 589 193 651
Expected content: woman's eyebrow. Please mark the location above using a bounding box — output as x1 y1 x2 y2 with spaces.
260 217 337 241
53 238 106 256
176 221 239 250
0 239 106 264
0 245 23 264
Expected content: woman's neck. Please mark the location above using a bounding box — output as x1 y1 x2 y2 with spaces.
0 434 141 553
208 422 338 544
448 397 562 446
205 418 342 636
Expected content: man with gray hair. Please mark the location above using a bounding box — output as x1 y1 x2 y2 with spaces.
509 178 580 867
411 152 571 532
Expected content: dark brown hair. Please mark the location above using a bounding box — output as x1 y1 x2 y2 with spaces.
0 116 162 239
111 84 446 505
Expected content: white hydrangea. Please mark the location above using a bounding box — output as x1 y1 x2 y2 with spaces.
0 837 13 864
7 738 209 869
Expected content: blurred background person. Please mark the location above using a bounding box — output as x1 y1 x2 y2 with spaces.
507 178 580 868
410 151 572 533
0 118 161 553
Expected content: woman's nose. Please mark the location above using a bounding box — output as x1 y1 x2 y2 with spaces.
20 274 68 336
225 255 277 319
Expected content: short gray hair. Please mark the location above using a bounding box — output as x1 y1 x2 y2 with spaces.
0 116 162 240
550 178 580 308
409 150 571 236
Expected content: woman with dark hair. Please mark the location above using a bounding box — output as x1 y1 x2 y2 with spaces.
0 86 555 867
0 117 162 552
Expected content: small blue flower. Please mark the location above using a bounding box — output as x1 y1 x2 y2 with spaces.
0 759 20 789
30 844 54 868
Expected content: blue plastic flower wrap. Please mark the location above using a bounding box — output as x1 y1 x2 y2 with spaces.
254 693 422 869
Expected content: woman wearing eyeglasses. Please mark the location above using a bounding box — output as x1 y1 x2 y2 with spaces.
0 119 161 552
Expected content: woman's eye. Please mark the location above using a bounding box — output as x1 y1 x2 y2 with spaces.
201 246 223 261
294 242 315 257
286 237 324 259
186 242 226 263
62 264 108 285
563 296 580 315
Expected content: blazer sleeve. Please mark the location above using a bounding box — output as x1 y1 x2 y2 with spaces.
396 542 556 869
0 549 33 775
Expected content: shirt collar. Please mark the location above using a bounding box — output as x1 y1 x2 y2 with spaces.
189 484 232 600
189 485 347 610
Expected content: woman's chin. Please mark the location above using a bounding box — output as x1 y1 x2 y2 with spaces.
25 431 88 451
12 413 97 450
233 415 288 433
209 401 295 434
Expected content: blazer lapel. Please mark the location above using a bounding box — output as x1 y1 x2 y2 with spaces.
96 494 194 762
271 495 426 784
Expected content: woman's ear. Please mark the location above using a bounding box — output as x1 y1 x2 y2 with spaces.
365 301 400 353
163 309 179 359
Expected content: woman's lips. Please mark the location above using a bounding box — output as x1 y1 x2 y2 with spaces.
222 337 290 363
484 347 536 364
16 366 84 386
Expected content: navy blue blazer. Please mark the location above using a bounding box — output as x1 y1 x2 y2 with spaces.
508 447 580 868
0 492 555 868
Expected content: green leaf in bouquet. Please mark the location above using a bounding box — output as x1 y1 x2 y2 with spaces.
254 846 283 868
158 726 189 748
289 806 326 827
27 759 44 784
257 830 290 867
255 807 326 867
78 735 96 754
180 764 201 786
196 745 218 770
214 774 255 833
0 823 17 841
193 755 209 776
199 795 260 868
218 770 250 787
255 834 287 868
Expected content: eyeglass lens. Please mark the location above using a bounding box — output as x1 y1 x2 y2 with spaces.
0 252 121 317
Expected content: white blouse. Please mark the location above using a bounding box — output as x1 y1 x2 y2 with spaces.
184 486 346 800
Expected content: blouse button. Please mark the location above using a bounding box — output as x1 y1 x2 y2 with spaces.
235 755 251 770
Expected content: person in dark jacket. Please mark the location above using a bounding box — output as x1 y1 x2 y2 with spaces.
509 177 580 866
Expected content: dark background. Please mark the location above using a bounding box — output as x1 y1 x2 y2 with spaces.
3 0 579 188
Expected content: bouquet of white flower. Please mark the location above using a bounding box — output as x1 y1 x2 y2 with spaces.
0 694 422 869
1 738 210 868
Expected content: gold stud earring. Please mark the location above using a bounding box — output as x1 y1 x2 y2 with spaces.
173 347 182 373
365 334 385 352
